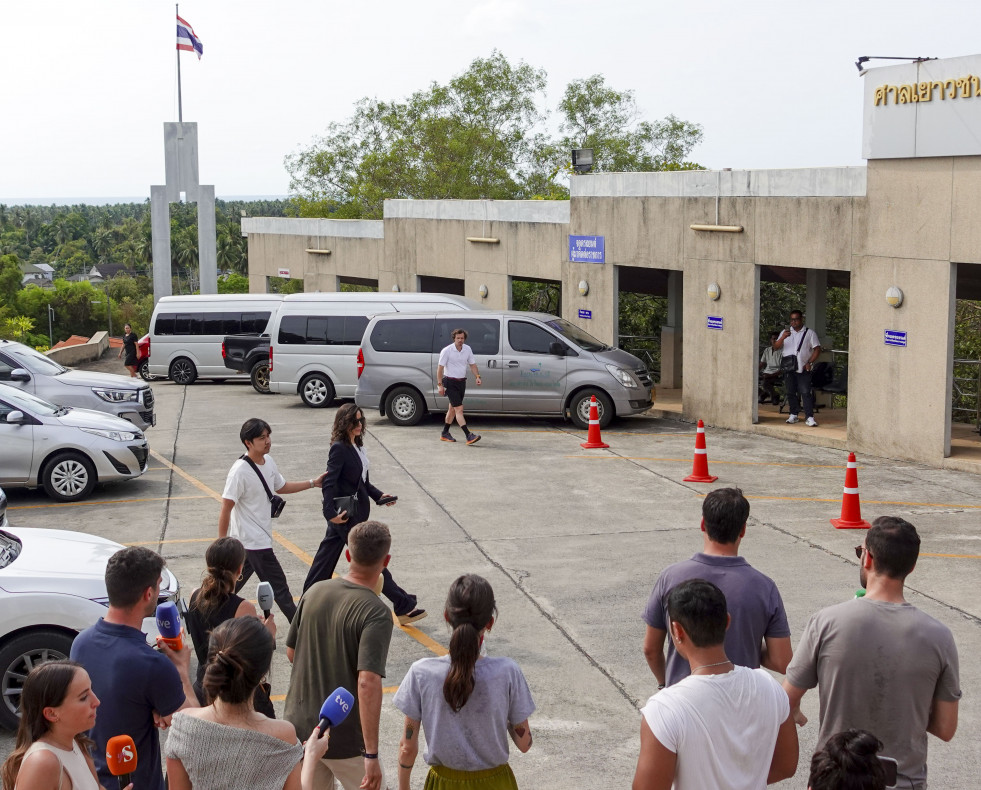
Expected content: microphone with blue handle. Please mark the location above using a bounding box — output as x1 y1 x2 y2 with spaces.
318 687 355 738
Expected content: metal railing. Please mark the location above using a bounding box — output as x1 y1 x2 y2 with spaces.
618 334 660 380
952 358 981 432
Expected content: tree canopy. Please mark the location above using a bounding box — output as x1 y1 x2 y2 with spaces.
286 52 705 219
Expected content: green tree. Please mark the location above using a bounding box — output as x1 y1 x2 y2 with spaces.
0 253 22 304
218 272 250 293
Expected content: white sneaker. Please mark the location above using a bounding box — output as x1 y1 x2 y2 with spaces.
806 416 818 427
786 415 799 424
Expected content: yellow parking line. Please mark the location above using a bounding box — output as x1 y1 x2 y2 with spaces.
8 495 212 510
744 495 981 509
126 537 214 546
565 456 843 469
272 530 316 567
920 552 981 559
149 450 224 500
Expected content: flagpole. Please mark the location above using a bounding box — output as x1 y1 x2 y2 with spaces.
176 3 183 123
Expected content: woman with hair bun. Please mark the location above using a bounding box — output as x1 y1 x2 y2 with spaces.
808 729 887 790
165 617 329 790
186 536 277 716
393 574 535 790
1 660 112 790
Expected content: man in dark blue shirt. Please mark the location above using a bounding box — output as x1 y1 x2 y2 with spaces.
71 546 197 790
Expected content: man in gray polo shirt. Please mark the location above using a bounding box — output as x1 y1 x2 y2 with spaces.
642 487 792 688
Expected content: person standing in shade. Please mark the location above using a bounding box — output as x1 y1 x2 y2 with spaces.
118 323 138 377
759 331 784 404
437 329 482 445
774 309 821 426
218 418 326 623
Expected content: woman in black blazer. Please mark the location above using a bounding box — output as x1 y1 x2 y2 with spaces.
303 403 426 625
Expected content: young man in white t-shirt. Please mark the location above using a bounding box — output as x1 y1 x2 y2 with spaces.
436 328 482 445
633 579 798 790
218 418 325 622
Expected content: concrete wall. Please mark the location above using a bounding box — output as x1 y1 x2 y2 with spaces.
46 331 110 366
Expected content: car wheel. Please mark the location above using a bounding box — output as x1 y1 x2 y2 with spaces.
569 389 614 430
385 386 425 426
250 362 271 394
138 360 152 381
169 357 197 385
42 452 97 502
0 630 75 729
299 373 334 408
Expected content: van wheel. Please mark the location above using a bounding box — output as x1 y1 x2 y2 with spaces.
569 389 614 430
42 452 97 502
138 360 152 381
169 357 197 385
0 630 75 729
299 373 334 408
250 362 271 394
385 387 424 426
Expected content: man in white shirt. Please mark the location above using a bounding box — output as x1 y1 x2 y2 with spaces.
633 579 798 790
436 328 482 445
774 309 822 427
218 417 325 621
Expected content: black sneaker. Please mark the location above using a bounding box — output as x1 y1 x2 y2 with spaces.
440 430 456 443
465 433 481 445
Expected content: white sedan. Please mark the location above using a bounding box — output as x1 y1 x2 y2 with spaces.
0 495 182 730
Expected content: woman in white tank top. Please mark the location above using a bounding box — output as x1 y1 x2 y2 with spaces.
0 660 113 790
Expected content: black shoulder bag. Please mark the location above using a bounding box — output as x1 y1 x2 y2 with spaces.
780 329 809 374
242 455 286 518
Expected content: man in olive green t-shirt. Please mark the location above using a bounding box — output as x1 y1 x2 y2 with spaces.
286 521 395 790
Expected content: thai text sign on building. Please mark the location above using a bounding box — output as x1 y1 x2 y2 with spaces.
569 235 605 263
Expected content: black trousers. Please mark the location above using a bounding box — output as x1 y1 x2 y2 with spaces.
784 370 815 419
236 548 297 622
303 520 417 615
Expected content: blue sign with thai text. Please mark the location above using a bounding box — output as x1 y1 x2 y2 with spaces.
884 329 907 347
707 316 723 330
569 235 605 263
578 309 592 319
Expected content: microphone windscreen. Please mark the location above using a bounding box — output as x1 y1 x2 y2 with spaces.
106 734 137 775
319 687 355 728
155 602 181 639
257 581 274 612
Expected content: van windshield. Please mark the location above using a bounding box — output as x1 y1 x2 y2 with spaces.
542 318 609 352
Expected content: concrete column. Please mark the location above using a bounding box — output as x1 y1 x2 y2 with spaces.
197 185 217 295
150 185 171 304
806 269 828 345
660 270 684 387
562 263 615 342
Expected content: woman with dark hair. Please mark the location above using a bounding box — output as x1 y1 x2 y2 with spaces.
809 729 888 790
1 660 110 790
393 575 535 790
186 536 277 716
165 617 329 790
303 403 426 625
118 324 138 377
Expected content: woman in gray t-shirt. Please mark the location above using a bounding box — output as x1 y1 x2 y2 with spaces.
393 575 535 790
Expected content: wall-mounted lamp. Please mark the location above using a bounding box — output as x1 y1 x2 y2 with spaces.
478 284 488 299
885 286 904 308
578 280 589 296
854 55 936 76
392 284 400 292
707 282 721 301
572 148 594 174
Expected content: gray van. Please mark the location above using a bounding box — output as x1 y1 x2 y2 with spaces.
355 311 654 428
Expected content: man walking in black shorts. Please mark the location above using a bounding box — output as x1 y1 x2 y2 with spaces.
437 328 482 445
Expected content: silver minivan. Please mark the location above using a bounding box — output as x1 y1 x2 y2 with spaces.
355 311 654 428
0 340 155 430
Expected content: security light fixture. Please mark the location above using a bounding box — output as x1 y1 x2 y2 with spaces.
578 280 589 296
572 148 594 174
854 55 936 76
707 282 721 301
886 286 904 308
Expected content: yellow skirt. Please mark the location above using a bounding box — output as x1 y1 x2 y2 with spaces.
423 764 518 790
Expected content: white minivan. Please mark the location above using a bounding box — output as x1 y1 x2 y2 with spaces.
268 292 481 407
148 294 283 384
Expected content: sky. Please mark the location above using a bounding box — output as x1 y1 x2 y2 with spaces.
4 0 980 203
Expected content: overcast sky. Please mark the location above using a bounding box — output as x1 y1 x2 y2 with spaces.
4 1 979 202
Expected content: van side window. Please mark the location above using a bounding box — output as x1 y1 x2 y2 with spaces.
508 321 557 354
433 319 500 355
278 316 307 345
241 312 272 334
155 315 175 335
369 319 434 353
343 316 369 345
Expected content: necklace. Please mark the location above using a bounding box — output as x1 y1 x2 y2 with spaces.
691 659 732 674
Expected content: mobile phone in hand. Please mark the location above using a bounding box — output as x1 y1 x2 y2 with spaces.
376 495 398 506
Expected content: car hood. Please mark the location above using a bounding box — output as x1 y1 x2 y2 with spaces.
56 369 146 391
0 527 121 597
592 346 647 369
51 406 145 433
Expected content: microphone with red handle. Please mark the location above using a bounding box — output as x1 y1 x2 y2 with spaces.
106 734 137 790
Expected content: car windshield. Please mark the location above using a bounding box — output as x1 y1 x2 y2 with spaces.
0 385 63 416
541 318 609 352
9 344 67 375
0 530 22 570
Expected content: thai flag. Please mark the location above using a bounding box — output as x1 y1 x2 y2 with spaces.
176 15 203 59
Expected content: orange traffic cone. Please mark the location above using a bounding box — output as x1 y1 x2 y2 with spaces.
831 452 871 529
683 420 718 483
580 396 609 449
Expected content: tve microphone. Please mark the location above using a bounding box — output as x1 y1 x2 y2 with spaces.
317 687 355 738
257 581 274 617
106 734 137 789
155 601 183 651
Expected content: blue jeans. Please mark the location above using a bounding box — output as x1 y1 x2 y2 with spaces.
784 370 815 418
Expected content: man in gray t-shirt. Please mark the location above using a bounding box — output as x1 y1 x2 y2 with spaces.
643 488 792 688
784 516 961 790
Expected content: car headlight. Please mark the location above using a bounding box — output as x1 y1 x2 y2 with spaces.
92 387 138 403
605 364 640 388
81 427 142 442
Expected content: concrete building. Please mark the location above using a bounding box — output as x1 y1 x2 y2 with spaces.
242 54 981 473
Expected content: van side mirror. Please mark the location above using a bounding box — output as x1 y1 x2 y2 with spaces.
10 368 31 383
548 341 566 357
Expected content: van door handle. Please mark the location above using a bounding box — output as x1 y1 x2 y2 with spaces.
487 360 496 368
506 361 519 368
